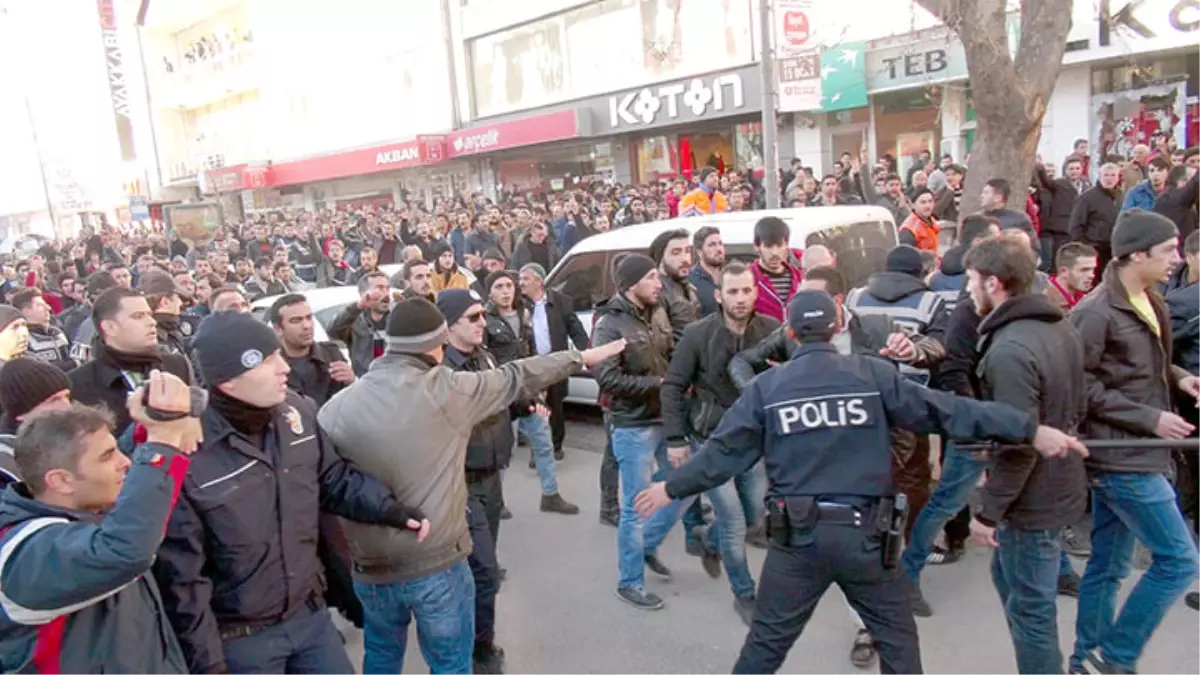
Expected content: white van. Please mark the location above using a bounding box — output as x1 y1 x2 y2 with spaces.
544 205 898 404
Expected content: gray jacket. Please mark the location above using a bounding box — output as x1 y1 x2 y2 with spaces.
317 350 583 583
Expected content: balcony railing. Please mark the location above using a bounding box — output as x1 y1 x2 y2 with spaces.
154 43 258 110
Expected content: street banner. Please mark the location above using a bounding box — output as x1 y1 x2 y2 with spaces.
774 0 822 113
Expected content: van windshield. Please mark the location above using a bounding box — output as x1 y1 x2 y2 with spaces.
805 220 895 290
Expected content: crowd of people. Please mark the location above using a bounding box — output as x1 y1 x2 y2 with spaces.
0 133 1195 675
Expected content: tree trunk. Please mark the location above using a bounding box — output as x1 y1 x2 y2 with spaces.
915 0 1073 215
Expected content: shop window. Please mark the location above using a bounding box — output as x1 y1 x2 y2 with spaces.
548 251 611 313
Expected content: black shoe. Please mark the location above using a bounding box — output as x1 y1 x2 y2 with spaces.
909 579 932 617
685 537 706 557
616 586 664 610
733 594 755 628
1187 591 1199 611
1080 649 1132 674
554 449 565 461
499 506 513 520
925 545 964 566
644 554 672 578
599 511 619 528
1057 569 1082 598
540 493 580 515
745 526 768 549
473 643 506 674
517 433 529 447
1063 525 1092 558
849 628 877 669
528 455 536 469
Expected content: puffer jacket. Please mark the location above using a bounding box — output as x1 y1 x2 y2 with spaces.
974 293 1088 530
318 350 582 585
591 294 674 427
1069 262 1193 473
0 443 189 674
443 345 514 472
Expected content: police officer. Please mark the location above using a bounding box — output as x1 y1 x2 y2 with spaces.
634 290 1086 674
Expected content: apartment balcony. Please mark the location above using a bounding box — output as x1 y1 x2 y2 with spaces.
154 43 259 111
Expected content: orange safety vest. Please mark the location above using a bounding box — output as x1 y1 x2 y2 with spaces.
898 213 940 253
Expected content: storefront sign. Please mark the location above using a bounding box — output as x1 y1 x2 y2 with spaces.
866 34 967 93
375 147 421 166
96 0 136 162
202 164 276 194
445 110 583 159
818 42 868 112
775 0 823 113
271 140 431 186
588 66 760 134
129 196 149 221
1064 0 1199 64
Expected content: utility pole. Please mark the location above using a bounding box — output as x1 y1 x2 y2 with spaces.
759 0 779 208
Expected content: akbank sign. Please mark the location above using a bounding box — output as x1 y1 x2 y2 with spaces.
590 66 762 134
1064 0 1199 64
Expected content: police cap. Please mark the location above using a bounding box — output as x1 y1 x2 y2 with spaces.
787 290 838 340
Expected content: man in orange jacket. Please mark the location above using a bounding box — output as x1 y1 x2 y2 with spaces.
898 188 941 254
679 167 730 217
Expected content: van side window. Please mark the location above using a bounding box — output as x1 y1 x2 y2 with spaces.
548 251 610 313
805 220 896 290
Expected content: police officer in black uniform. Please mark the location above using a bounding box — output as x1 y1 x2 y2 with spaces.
635 290 1086 674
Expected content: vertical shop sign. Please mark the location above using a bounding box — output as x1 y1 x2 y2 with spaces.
775 0 822 112
96 0 136 162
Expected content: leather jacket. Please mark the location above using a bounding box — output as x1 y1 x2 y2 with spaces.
591 294 674 427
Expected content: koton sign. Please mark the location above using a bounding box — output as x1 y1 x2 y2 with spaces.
589 67 761 134
1064 0 1199 64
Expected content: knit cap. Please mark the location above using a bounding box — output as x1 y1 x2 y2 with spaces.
192 311 281 385
0 358 71 422
385 298 448 354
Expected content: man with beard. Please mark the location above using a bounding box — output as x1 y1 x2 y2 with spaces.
877 174 912 224
355 247 380 282
512 221 557 273
484 270 577 514
317 238 356 288
1070 163 1123 275
329 271 391 377
518 263 589 460
592 254 685 610
68 287 192 436
650 229 700 342
897 189 941 254
1046 243 1098 311
662 262 777 626
187 274 221 318
934 164 966 222
981 178 1035 232
10 288 72 370
689 227 726 318
398 259 436 302
749 217 803 323
244 257 286 301
616 196 652 227
466 212 503 259
140 269 199 356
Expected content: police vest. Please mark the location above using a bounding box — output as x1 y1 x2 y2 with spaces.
927 271 964 313
844 285 942 385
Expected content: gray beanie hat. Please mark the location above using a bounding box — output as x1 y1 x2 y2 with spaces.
1111 208 1179 259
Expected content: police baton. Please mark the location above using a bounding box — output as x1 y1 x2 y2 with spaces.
957 438 1200 457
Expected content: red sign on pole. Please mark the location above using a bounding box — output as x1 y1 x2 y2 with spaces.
782 11 811 46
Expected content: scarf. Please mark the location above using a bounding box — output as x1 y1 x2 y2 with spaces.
93 340 162 372
208 387 273 445
155 313 180 334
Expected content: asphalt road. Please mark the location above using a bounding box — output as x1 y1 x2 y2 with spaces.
335 416 1200 674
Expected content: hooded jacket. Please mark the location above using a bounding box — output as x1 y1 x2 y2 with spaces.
317 350 582 584
749 259 803 323
973 293 1088 530
927 244 968 312
0 443 189 674
845 272 945 338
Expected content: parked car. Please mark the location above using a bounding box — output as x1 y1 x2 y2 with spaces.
544 206 898 404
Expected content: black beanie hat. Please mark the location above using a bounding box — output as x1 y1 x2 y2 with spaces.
192 311 282 385
484 270 516 295
385 298 448 354
430 239 454 261
886 245 926 278
436 288 484 327
0 358 70 423
615 253 658 292
0 305 21 333
1111 208 1179 259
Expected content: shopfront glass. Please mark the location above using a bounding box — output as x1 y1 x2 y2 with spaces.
494 145 599 193
872 88 941 178
632 124 756 183
469 0 753 118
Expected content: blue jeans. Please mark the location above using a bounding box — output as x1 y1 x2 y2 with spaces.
693 439 764 598
516 413 557 495
991 526 1066 674
902 444 988 581
223 606 354 674
353 560 476 674
1071 472 1200 671
612 425 685 590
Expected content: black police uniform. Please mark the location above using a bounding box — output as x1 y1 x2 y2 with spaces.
663 295 1042 674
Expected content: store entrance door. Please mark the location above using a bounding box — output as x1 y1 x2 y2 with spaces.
679 130 733 179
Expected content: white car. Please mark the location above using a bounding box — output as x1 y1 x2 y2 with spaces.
543 206 898 404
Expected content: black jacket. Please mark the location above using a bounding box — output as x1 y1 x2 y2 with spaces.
24 323 74 371
983 207 1033 233
592 294 674 427
69 350 192 436
1068 185 1121 254
930 289 982 397
658 273 701 343
329 304 387 377
1042 178 1079 236
510 233 559 274
153 393 411 674
1167 281 1198 376
285 341 350 407
443 345 514 472
974 293 1088 530
1153 174 1198 244
484 303 533 365
662 312 780 445
687 266 719 318
1069 263 1192 473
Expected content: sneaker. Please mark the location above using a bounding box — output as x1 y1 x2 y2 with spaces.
540 493 580 515
1057 569 1082 598
1063 525 1092 558
925 545 964 565
499 506 513 520
1186 591 1198 611
849 629 877 669
733 594 755 627
554 449 565 461
685 537 706 557
599 511 619 528
1081 649 1132 674
745 526 769 549
644 554 672 578
617 586 664 610
472 643 506 674
700 548 722 579
909 579 932 617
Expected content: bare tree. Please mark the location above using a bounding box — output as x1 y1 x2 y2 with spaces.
914 0 1073 214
